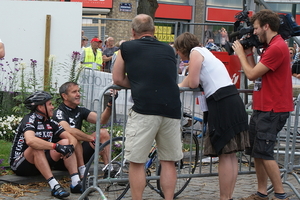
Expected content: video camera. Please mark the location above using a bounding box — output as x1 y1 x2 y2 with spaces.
225 10 263 55
225 9 300 55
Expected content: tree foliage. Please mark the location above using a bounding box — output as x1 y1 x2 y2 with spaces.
137 0 158 19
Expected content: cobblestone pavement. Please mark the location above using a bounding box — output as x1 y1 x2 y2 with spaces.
1 163 300 200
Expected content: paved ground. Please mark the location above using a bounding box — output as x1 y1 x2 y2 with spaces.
1 163 300 200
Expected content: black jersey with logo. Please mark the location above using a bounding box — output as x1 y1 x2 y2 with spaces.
53 103 91 129
9 112 64 166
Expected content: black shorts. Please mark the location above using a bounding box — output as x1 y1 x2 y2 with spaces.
246 110 289 160
52 141 95 170
11 150 54 176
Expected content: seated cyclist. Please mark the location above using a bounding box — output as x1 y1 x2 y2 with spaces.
9 91 82 199
52 82 118 178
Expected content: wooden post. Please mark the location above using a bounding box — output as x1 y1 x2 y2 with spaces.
44 15 51 91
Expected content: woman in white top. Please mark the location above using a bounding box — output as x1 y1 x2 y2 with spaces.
176 32 249 200
0 38 5 58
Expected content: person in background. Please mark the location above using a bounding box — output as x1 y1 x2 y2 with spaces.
233 9 293 200
291 57 300 86
203 25 214 45
0 38 5 58
80 37 103 70
205 38 215 46
81 36 89 51
220 27 229 48
289 47 295 66
110 39 127 72
175 32 249 200
113 14 183 200
178 59 189 75
293 41 299 60
102 37 119 73
9 91 82 199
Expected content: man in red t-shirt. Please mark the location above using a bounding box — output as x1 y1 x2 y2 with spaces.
233 9 293 200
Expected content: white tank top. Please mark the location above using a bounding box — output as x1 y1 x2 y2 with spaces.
192 47 233 98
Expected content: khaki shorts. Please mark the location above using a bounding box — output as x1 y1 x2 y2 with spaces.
124 109 183 163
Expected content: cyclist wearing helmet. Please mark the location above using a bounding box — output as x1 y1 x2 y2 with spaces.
10 91 83 199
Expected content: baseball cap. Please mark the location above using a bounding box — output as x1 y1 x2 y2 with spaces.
91 38 102 43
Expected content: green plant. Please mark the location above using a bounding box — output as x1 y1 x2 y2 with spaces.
0 140 12 166
0 140 13 175
69 51 84 83
82 122 125 158
106 124 124 158
107 124 124 138
59 51 84 83
11 62 30 115
0 51 83 117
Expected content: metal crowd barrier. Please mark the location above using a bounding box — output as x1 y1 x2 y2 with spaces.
79 85 300 200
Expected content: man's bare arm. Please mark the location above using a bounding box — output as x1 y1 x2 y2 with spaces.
0 42 5 58
59 121 94 142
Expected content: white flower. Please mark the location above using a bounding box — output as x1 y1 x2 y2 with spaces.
19 62 26 70
0 115 21 140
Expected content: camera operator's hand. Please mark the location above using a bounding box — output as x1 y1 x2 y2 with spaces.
232 40 246 58
54 143 74 158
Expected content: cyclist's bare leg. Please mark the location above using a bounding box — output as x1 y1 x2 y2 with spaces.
74 143 85 178
160 160 177 200
218 153 238 200
98 129 110 165
129 162 146 200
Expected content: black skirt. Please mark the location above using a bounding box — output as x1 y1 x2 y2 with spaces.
205 85 249 155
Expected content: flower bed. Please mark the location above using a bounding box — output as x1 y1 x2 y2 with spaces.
0 115 22 142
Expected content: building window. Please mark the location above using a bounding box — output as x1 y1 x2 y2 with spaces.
206 0 242 9
154 23 175 43
158 0 189 5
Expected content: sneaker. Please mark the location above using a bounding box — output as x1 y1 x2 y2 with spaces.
103 169 118 179
70 181 83 194
271 197 289 200
51 184 70 199
239 194 269 200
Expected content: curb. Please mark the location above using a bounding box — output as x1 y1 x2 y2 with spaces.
0 170 69 185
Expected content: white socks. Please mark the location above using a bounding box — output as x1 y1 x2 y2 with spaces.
78 165 86 177
48 177 59 189
70 173 81 186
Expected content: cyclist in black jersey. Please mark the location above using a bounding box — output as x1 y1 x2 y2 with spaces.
9 91 83 199
52 82 115 178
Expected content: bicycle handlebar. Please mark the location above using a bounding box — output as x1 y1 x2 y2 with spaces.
183 112 203 123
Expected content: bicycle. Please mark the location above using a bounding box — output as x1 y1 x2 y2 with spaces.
82 111 205 199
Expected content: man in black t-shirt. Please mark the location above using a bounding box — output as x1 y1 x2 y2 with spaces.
10 91 82 199
53 82 115 178
113 14 182 200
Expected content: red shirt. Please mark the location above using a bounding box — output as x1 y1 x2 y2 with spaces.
253 35 294 112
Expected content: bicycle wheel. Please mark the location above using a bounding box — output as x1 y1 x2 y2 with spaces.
156 131 199 198
82 136 130 200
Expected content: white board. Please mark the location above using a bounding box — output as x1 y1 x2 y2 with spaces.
0 0 82 92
